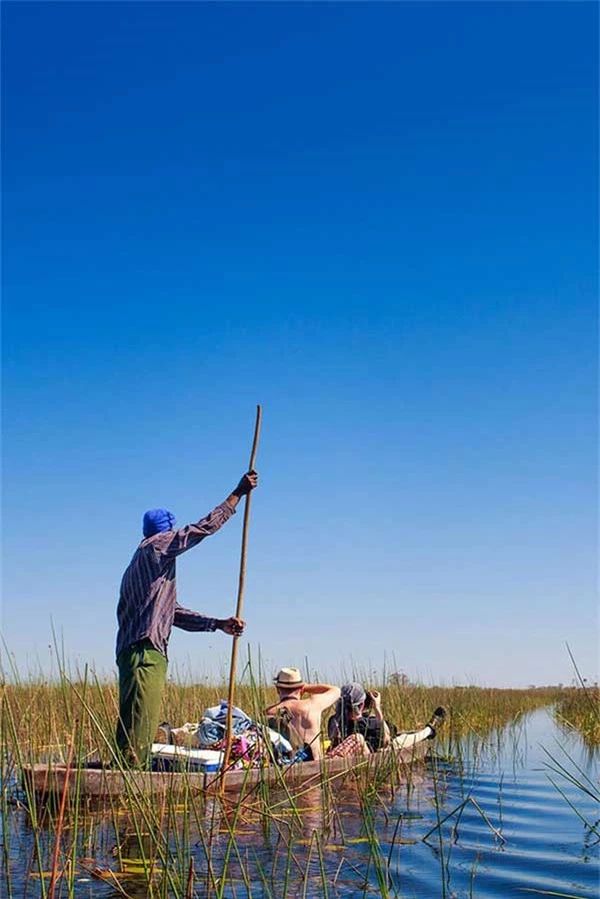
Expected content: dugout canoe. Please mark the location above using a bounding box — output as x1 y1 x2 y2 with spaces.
22 730 433 802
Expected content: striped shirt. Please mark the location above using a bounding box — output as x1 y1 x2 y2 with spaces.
116 501 235 660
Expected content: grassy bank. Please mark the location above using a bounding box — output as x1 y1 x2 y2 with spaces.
1 674 573 763
555 686 600 747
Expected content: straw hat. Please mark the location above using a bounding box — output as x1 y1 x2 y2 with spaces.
273 667 304 689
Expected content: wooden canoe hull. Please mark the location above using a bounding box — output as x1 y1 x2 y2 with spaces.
22 739 429 801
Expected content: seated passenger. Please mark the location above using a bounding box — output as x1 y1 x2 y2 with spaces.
327 683 395 757
265 667 340 761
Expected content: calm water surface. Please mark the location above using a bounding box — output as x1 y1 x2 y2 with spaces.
381 708 599 898
2 708 598 898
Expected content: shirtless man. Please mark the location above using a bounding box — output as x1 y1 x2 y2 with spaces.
265 667 340 760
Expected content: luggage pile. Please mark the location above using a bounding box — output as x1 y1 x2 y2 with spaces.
152 700 293 772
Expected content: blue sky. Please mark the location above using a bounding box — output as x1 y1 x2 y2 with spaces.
2 2 597 688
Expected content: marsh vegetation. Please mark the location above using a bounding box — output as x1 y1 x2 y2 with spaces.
1 667 597 898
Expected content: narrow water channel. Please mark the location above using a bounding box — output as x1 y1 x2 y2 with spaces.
373 707 599 898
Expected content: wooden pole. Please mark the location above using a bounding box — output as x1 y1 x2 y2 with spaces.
220 404 262 785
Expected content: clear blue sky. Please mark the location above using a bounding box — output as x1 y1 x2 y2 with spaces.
2 2 597 688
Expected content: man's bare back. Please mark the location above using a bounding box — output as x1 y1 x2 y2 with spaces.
266 667 340 760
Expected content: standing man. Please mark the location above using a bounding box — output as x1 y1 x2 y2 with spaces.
115 470 258 767
265 667 340 760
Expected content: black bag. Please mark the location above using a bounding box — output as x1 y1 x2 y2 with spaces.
357 716 398 752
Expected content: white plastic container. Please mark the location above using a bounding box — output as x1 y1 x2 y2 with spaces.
151 744 223 766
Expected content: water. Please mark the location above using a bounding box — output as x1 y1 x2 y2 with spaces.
2 708 598 897
379 708 599 898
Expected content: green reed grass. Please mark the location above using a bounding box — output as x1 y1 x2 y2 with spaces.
1 676 569 760
554 687 600 747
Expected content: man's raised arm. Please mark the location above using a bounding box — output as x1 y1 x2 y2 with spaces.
160 470 259 559
304 683 341 710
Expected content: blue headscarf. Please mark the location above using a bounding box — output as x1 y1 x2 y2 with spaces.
142 508 176 537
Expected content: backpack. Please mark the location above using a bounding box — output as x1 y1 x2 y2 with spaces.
358 715 398 752
267 706 303 751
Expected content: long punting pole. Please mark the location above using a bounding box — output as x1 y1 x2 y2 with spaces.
220 404 262 787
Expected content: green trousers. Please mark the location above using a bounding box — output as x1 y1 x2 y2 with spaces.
116 638 167 768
